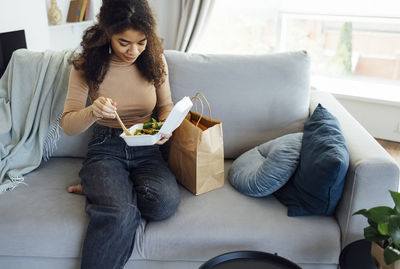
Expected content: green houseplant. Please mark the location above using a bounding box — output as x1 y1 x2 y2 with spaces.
353 190 400 268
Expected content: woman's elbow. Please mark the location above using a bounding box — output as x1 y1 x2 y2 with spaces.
60 115 75 136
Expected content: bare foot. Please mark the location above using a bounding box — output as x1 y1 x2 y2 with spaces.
67 184 84 195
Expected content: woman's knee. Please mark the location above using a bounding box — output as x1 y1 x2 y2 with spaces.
137 178 180 221
156 185 180 220
149 194 180 221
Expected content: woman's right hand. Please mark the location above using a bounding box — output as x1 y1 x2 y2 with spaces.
92 97 117 120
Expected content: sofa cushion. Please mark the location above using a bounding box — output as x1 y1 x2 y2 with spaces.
0 159 340 265
0 158 87 258
132 161 341 265
275 104 350 216
0 157 146 258
164 50 310 158
228 133 302 197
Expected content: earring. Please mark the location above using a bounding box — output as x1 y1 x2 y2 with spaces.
109 45 112 54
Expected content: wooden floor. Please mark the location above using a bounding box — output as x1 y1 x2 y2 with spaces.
376 139 400 167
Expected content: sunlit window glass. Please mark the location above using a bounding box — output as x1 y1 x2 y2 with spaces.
194 0 400 86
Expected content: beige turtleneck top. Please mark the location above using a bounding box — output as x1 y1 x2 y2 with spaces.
61 55 173 136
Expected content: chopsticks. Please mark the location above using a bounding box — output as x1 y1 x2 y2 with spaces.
107 98 132 136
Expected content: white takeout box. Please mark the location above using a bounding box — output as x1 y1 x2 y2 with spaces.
120 96 193 146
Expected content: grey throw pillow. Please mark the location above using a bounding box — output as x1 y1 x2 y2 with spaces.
228 133 303 197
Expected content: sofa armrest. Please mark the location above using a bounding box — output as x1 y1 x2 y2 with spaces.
310 90 399 248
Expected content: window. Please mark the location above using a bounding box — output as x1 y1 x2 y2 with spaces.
194 0 400 97
279 14 400 82
195 0 279 55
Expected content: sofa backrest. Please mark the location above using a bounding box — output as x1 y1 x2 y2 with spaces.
52 125 93 158
52 50 310 159
165 50 310 158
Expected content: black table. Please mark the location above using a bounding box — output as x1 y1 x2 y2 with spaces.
339 239 377 269
199 251 301 269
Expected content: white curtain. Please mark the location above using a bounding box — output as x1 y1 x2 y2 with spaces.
173 0 215 52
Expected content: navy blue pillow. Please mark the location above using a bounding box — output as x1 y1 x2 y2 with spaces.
228 133 302 197
274 104 349 216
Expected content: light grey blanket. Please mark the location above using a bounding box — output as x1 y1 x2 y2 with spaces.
0 49 74 194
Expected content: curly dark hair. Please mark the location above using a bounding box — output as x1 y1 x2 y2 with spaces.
72 0 165 93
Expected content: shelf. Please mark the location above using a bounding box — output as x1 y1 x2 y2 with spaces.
48 20 94 29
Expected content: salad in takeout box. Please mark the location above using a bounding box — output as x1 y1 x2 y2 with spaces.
120 96 193 146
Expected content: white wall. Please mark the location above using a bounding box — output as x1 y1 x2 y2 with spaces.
45 0 175 51
45 0 102 51
0 0 178 51
0 0 50 51
335 96 400 142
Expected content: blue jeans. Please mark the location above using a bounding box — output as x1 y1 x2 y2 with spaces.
79 124 180 269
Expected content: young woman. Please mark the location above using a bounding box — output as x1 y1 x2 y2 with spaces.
61 0 180 268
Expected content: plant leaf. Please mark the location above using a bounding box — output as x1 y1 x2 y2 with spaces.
389 215 400 245
390 190 400 214
364 226 389 242
379 223 390 236
368 219 378 229
368 207 395 223
384 246 400 265
353 209 369 217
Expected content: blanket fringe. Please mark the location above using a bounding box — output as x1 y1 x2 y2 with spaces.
0 176 27 194
43 112 63 161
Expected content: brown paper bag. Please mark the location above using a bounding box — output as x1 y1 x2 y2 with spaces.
168 93 224 195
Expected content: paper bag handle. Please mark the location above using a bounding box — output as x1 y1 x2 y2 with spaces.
191 95 205 127
193 92 212 119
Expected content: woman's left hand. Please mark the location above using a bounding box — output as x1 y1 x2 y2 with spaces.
155 133 172 145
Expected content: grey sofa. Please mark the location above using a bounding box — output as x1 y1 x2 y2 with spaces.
0 50 399 269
